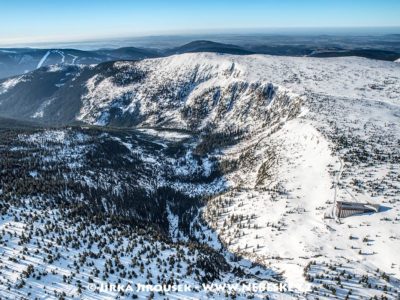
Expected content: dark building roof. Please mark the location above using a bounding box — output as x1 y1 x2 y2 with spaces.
337 201 380 212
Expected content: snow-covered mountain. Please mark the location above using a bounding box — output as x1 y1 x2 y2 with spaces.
0 47 160 80
2 41 399 79
1 53 399 128
0 53 399 299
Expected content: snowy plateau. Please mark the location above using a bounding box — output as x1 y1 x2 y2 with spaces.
0 53 399 299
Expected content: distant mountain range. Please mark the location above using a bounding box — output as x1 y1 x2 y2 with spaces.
1 40 399 79
165 40 254 55
0 47 158 79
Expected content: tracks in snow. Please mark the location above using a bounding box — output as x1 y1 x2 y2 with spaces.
36 51 51 68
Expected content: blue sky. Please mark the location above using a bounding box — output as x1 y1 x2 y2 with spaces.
1 0 399 45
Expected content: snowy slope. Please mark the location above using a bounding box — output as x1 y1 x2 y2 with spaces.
78 55 302 132
77 53 400 129
0 75 27 95
0 204 290 300
1 53 399 299
205 111 400 297
36 50 51 68
190 54 400 298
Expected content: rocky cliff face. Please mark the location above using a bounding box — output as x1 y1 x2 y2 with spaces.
0 54 304 132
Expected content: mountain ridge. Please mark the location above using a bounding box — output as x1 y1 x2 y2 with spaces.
1 39 399 80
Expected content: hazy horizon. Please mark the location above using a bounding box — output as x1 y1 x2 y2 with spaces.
1 27 400 50
1 0 400 48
